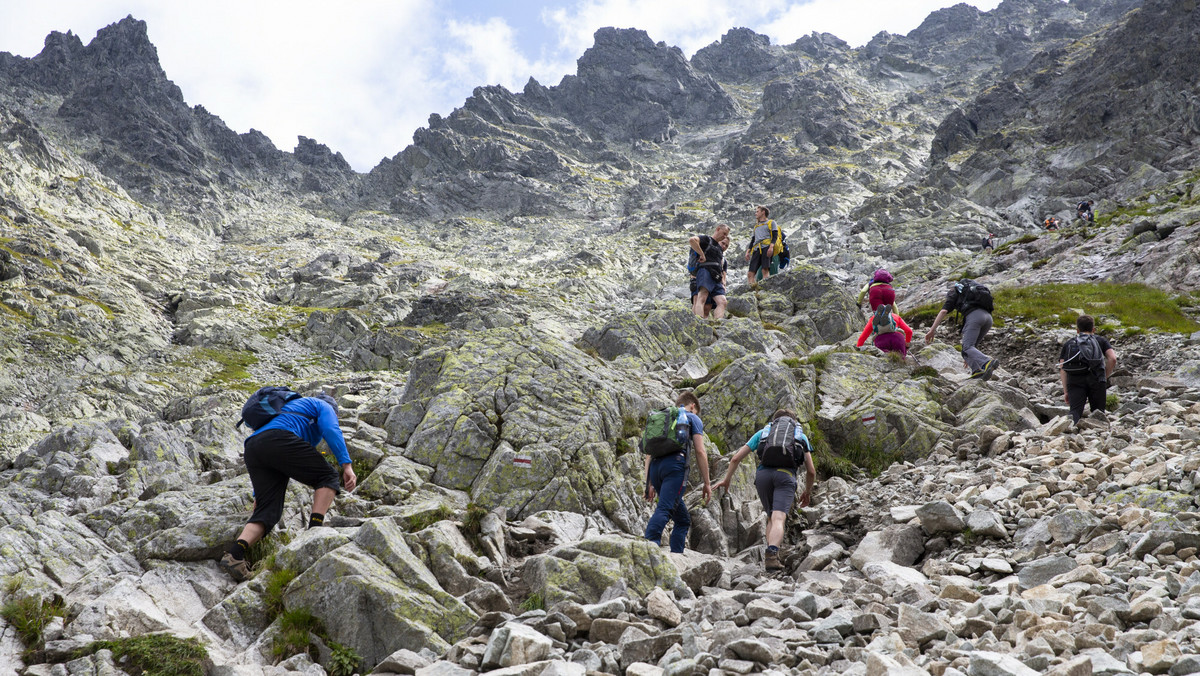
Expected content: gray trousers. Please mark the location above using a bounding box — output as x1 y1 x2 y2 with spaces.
961 310 993 372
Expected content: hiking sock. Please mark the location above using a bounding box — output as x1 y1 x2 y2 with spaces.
309 512 325 529
767 545 779 554
228 539 250 561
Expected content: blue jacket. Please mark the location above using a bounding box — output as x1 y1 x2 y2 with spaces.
249 397 350 465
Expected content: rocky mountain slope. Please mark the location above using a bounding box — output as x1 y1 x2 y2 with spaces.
3 0 1200 674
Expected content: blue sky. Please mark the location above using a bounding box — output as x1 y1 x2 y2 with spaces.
0 0 1003 172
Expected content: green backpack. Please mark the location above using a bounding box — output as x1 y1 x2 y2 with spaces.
640 407 689 458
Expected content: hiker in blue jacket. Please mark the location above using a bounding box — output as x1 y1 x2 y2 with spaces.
219 393 356 581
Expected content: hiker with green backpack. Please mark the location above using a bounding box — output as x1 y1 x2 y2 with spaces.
1059 314 1117 423
641 391 712 553
924 279 1000 381
856 303 914 357
713 409 815 572
219 387 356 582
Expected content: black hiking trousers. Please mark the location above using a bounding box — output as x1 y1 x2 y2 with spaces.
1066 375 1106 423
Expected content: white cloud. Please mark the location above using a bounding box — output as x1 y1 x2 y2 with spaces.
761 0 1004 47
0 0 1014 172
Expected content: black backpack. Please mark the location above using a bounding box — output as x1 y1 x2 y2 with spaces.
1062 334 1106 382
954 279 994 315
757 417 810 469
238 386 312 430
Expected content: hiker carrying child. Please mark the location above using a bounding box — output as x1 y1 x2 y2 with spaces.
688 224 730 319
857 304 913 357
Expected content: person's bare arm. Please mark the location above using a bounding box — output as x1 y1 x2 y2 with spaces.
1059 364 1070 404
643 454 653 501
693 434 712 504
799 452 816 507
688 236 705 262
1105 348 1117 379
713 445 752 492
925 309 949 344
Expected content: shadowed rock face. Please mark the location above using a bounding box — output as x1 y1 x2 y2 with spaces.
8 2 1200 674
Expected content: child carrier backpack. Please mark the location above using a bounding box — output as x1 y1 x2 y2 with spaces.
641 407 690 458
872 304 898 336
954 279 994 315
758 417 809 469
1061 334 1106 381
238 386 310 430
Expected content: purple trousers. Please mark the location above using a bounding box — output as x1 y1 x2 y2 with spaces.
874 332 908 357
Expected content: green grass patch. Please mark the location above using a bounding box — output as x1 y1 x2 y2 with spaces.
1 596 63 654
263 568 297 620
519 592 545 612
782 357 802 368
677 378 698 389
621 414 643 439
762 321 788 332
911 365 940 379
1031 257 1050 269
194 348 259 391
801 352 830 369
76 634 208 676
903 303 943 328
708 358 733 378
991 234 1039 256
995 283 1200 333
837 440 904 478
1106 393 1120 410
405 504 454 532
273 608 321 660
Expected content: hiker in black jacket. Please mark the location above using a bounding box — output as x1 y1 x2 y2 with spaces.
1059 315 1117 423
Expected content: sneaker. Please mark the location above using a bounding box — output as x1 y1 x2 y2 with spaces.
764 549 784 571
979 360 998 381
219 553 251 582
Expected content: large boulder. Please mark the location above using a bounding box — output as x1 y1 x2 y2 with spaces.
815 351 951 468
751 265 862 346
579 307 715 365
697 353 816 455
522 534 688 606
284 520 478 671
382 327 664 528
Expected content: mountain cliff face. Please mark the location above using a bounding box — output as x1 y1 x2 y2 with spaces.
3 1 1200 675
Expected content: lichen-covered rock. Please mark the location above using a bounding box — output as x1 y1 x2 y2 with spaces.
752 265 862 345
522 534 687 605
697 353 816 456
815 351 950 467
285 521 478 671
382 327 662 527
580 307 715 364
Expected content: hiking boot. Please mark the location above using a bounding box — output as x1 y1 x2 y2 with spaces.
764 549 783 572
219 553 251 582
979 359 999 382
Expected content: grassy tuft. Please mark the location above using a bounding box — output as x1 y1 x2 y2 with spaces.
903 303 943 328
273 608 321 660
263 568 297 620
910 365 940 379
992 234 1039 255
77 634 208 676
461 502 488 554
519 592 545 612
802 352 830 369
1 596 63 654
405 504 454 532
1106 393 1120 410
782 357 801 368
708 358 733 378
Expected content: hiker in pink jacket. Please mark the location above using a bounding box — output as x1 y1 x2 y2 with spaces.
856 308 913 357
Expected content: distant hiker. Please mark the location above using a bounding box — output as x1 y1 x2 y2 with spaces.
688 224 730 319
745 205 782 285
1076 200 1095 223
714 409 815 572
642 391 712 554
982 233 995 251
857 304 914 357
924 279 999 381
219 389 356 582
1059 314 1117 424
1044 216 1060 231
866 268 896 311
